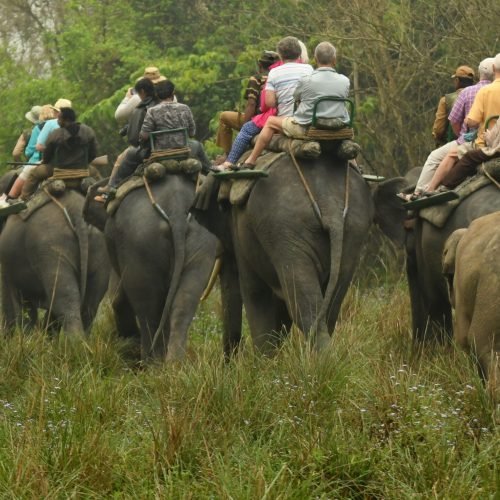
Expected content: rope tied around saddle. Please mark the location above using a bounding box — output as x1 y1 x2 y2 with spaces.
43 187 76 234
143 175 171 223
145 147 191 164
306 127 354 141
51 168 90 180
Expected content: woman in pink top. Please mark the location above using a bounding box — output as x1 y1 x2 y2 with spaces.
214 60 283 170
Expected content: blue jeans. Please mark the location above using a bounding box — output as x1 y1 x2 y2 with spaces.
227 120 261 164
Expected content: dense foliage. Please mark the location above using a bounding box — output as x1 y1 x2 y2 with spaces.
1 0 500 174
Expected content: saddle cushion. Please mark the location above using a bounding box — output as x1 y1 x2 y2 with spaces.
228 151 286 206
19 190 51 221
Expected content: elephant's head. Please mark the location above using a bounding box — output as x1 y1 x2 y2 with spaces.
372 167 422 247
191 174 234 252
83 178 109 232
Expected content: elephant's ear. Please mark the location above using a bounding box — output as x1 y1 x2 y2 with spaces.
442 228 467 275
373 177 409 247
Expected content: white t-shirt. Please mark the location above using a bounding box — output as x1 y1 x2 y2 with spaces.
266 62 314 116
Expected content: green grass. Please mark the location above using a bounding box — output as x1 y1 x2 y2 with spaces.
0 277 497 498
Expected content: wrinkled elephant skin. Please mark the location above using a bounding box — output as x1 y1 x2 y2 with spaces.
0 190 109 334
445 214 500 400
85 174 217 361
194 153 376 354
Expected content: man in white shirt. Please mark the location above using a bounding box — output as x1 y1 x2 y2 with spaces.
243 41 348 167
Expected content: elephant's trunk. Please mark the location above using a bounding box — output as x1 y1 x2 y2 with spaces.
150 212 188 357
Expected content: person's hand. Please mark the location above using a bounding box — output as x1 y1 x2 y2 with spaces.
126 88 134 99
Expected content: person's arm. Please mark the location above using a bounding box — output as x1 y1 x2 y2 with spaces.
115 93 141 122
448 93 466 137
35 121 54 152
466 89 485 130
43 136 56 164
466 117 480 128
265 90 277 109
242 75 261 123
139 109 154 142
242 99 257 123
187 108 196 137
431 96 448 144
12 133 27 161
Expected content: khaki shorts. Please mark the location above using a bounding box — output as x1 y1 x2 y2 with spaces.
457 141 475 159
282 117 308 139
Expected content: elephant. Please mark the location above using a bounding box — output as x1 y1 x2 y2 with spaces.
374 167 500 342
192 146 401 354
84 171 217 361
0 187 109 334
442 214 500 400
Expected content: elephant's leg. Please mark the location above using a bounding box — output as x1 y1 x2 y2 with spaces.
25 302 38 330
272 295 292 348
466 302 500 400
111 284 140 340
40 266 84 335
278 265 330 350
1 274 21 331
136 302 168 360
81 270 109 333
407 234 431 341
219 255 242 359
238 264 283 355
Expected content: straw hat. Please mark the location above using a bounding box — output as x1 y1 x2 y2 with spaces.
51 98 73 111
143 66 167 83
25 105 42 124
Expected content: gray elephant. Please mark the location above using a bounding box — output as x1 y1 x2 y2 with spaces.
84 171 217 361
443 214 500 400
0 187 109 334
375 167 500 342
193 150 400 354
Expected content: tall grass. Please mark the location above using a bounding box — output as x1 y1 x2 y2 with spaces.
0 275 497 497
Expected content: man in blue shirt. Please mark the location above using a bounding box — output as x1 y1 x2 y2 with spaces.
35 98 72 153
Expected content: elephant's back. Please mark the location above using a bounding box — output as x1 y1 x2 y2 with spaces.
246 154 372 237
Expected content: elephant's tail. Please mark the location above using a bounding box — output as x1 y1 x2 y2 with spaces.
310 165 348 342
149 211 188 356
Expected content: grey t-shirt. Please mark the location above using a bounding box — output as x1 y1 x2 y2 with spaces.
293 67 350 125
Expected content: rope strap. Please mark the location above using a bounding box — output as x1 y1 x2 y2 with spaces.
143 176 170 223
145 147 191 164
306 127 354 141
43 187 76 234
482 163 500 190
51 168 90 180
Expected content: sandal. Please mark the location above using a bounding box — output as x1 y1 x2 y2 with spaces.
94 193 110 203
234 162 256 170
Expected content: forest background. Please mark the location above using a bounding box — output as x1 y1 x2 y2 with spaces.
1 0 499 174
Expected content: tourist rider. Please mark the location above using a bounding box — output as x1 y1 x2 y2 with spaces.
215 50 280 157
400 58 494 200
12 105 42 162
21 108 98 200
0 105 58 207
242 41 347 168
95 80 204 202
115 66 168 124
432 65 475 148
